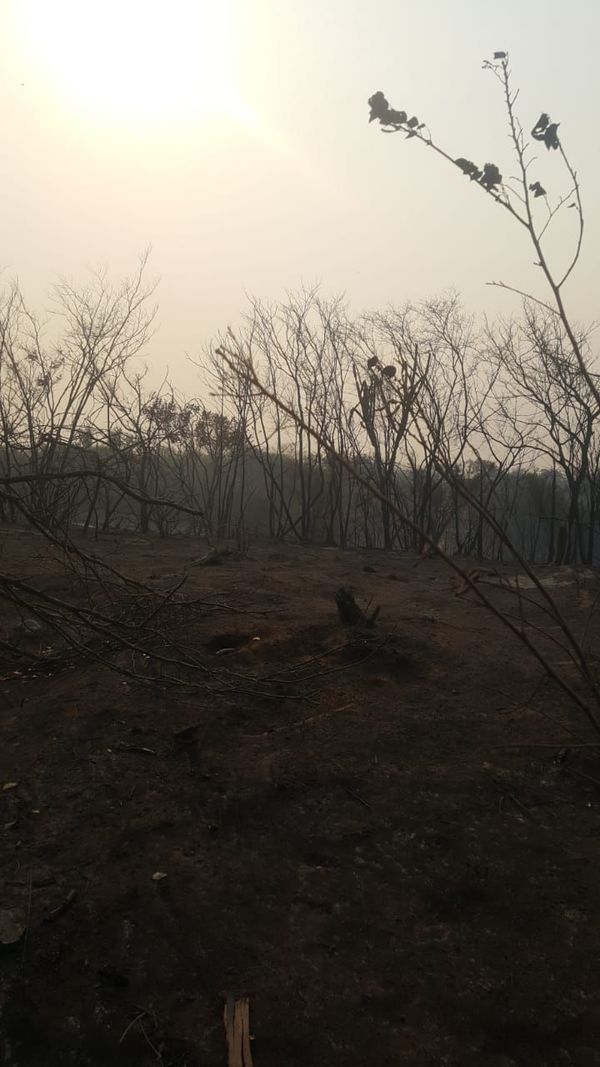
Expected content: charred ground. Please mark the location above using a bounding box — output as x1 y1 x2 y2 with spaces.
1 527 600 1066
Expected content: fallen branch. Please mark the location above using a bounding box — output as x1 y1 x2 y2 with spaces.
0 468 203 518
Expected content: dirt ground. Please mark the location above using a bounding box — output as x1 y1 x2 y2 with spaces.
1 526 600 1066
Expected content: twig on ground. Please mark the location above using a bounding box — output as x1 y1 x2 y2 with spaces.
119 1011 148 1045
44 889 77 923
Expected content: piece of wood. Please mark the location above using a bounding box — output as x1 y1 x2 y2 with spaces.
224 995 254 1067
335 587 379 627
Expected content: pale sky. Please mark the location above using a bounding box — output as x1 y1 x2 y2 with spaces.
0 0 598 387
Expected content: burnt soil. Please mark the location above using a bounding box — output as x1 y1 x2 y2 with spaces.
1 527 600 1066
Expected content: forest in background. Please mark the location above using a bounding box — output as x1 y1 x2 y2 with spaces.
0 263 597 566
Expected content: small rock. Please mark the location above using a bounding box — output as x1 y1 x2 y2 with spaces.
9 618 44 639
0 909 26 945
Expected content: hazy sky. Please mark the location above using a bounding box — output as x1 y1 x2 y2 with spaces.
1 0 598 387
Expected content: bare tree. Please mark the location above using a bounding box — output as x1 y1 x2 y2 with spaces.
211 54 600 734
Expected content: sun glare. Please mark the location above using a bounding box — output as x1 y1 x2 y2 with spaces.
16 0 246 127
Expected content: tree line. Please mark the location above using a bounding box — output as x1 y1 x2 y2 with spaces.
0 266 597 565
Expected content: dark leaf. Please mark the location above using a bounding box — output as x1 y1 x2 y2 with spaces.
531 112 550 140
406 116 419 128
382 365 397 378
529 180 547 198
387 108 408 125
455 157 482 180
368 91 389 123
544 123 560 150
493 51 507 59
480 162 502 191
368 92 409 127
367 357 379 369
